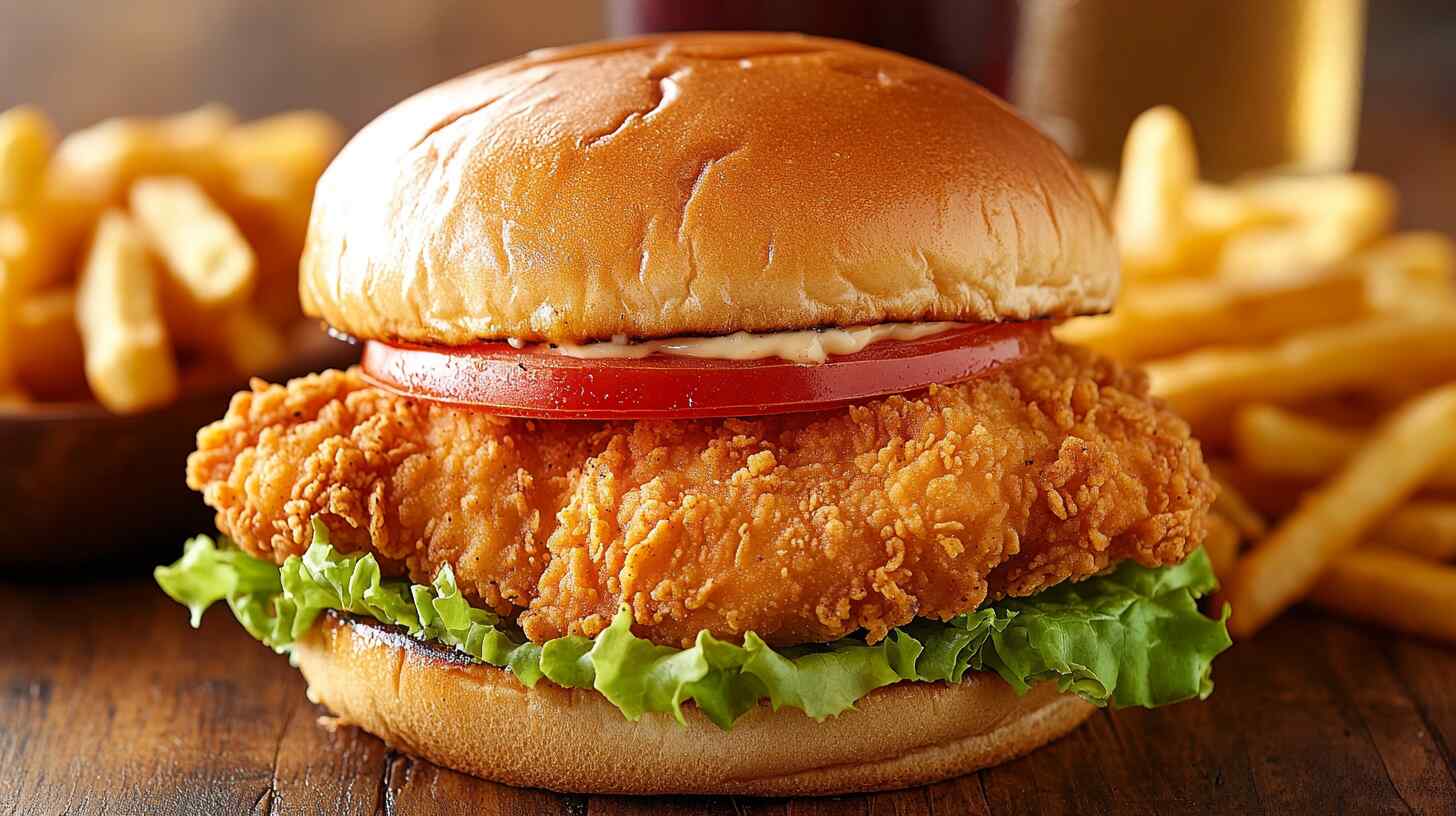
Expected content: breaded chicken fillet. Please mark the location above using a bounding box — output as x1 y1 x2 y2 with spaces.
188 342 1213 648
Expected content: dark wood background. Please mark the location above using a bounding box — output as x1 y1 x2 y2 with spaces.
4 2 1456 814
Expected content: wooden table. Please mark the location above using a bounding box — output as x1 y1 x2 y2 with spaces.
4 574 1453 815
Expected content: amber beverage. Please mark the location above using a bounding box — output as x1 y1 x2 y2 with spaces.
1013 0 1365 179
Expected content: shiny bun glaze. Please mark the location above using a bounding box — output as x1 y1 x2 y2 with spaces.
301 32 1118 345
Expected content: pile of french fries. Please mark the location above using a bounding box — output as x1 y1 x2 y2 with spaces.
1063 107 1456 645
0 105 342 412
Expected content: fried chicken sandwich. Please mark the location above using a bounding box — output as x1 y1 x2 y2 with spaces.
157 32 1230 795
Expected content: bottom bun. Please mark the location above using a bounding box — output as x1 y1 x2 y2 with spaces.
295 613 1096 796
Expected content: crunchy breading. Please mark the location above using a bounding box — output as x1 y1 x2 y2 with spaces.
188 344 1214 647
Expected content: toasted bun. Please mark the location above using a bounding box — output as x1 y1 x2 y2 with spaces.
295 615 1095 796
301 32 1117 345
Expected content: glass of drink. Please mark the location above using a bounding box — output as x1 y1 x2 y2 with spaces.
1012 0 1366 179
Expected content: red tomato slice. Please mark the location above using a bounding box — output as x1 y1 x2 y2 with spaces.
360 321 1051 420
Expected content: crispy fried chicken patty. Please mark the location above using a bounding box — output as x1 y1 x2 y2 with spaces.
187 343 1213 647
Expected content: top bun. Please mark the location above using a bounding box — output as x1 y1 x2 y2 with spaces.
301 32 1117 345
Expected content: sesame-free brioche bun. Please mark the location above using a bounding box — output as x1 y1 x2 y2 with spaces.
301 32 1118 346
296 614 1096 796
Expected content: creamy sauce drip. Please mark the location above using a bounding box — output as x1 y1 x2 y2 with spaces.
509 321 969 364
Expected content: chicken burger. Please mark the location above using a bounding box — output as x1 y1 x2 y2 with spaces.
157 32 1229 796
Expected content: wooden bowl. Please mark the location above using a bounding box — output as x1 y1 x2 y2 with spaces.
0 330 357 574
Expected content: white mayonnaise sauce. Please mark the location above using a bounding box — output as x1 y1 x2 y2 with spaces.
509 322 968 365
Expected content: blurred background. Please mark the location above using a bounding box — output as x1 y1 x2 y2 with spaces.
1 0 1451 232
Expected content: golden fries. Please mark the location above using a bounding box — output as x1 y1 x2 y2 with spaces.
76 212 179 413
1309 550 1456 644
1148 316 1456 438
1224 384 1456 639
1218 174 1395 278
1057 266 1367 361
0 106 56 208
1233 404 1456 491
1184 183 1280 238
1112 107 1198 279
1202 514 1240 582
0 209 64 294
1058 226 1452 363
47 105 237 208
1072 106 1456 642
211 111 344 327
1361 232 1456 315
0 278 14 392
129 176 256 311
1231 404 1360 482
216 309 287 375
13 288 87 400
219 111 342 201
1369 502 1456 562
0 105 343 415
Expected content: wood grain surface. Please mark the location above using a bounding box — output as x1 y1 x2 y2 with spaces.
4 576 1454 815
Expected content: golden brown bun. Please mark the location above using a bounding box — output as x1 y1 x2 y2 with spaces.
301 32 1117 345
295 615 1096 796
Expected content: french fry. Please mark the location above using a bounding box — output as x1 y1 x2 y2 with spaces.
1309 550 1456 644
219 111 342 201
1112 107 1198 279
0 209 65 294
1211 471 1267 541
0 105 339 413
76 211 178 413
231 199 310 326
1203 514 1240 582
1237 173 1396 239
1218 174 1396 279
1184 183 1281 237
1224 384 1456 639
0 106 56 208
13 287 87 400
129 176 256 311
1368 502 1456 561
1147 316 1456 438
1360 232 1456 314
215 308 287 375
1232 404 1456 491
0 274 14 390
1061 227 1447 362
1167 183 1287 280
0 210 59 394
217 111 340 326
46 104 236 209
38 106 238 276
1056 265 1367 361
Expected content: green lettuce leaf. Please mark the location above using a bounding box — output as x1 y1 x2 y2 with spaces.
155 521 1230 729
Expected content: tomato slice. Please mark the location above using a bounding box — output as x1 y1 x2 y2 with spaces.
360 321 1051 420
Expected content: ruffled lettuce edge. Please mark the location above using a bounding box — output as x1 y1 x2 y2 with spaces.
155 519 1230 730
